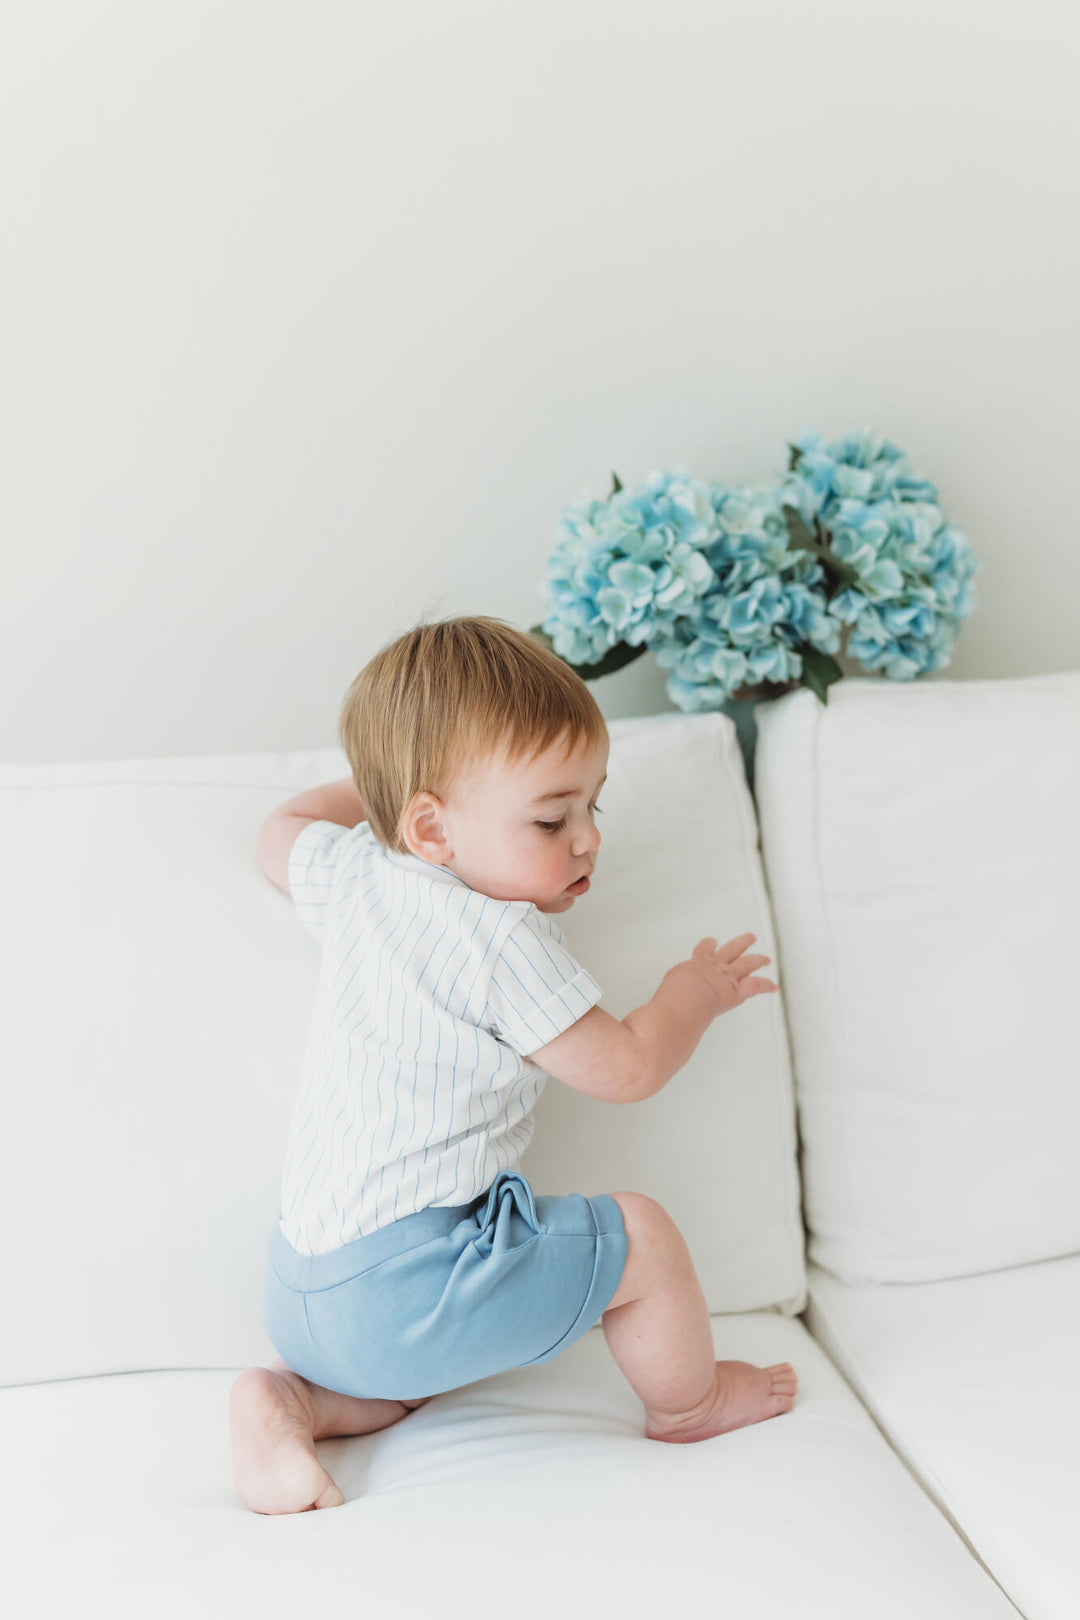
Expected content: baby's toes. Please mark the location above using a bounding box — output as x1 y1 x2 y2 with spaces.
767 1364 798 1401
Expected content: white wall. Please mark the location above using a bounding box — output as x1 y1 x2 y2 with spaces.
1 0 1077 763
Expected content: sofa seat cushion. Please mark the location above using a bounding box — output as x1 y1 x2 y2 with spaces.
0 1315 1016 1620
806 1256 1080 1620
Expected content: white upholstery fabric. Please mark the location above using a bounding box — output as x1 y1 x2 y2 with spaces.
806 1256 1080 1620
0 1315 1017 1620
754 672 1080 1284
0 711 803 1387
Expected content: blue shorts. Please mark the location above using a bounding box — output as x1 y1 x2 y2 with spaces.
263 1169 629 1400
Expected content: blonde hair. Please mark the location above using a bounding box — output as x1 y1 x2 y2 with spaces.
338 615 608 852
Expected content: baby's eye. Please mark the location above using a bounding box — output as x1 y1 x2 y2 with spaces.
536 804 603 833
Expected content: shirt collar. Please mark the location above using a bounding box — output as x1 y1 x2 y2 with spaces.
381 846 473 890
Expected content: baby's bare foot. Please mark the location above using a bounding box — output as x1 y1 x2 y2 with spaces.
229 1366 416 1514
229 1368 346 1514
644 1360 798 1445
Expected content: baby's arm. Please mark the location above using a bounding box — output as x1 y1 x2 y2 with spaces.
265 777 366 828
526 934 777 1105
255 777 366 893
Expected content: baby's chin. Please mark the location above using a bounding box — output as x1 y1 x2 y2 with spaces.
536 892 576 914
461 866 578 912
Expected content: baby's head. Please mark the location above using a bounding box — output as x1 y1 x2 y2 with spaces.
338 616 609 914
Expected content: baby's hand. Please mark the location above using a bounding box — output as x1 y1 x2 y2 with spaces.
682 933 778 1016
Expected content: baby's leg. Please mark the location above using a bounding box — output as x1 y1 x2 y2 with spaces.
229 1356 431 1514
601 1192 798 1443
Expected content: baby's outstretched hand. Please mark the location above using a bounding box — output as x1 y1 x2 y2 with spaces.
683 933 779 1016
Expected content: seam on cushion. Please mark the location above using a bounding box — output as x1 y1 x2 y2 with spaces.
720 712 807 1311
810 694 866 1281
805 1280 1021 1611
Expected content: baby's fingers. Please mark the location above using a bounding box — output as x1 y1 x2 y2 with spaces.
731 952 770 975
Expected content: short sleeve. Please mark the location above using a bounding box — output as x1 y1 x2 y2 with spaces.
483 908 603 1057
287 819 355 940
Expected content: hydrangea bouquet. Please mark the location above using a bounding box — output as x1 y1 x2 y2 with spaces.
530 430 980 716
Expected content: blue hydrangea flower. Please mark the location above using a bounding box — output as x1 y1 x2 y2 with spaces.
782 426 941 517
539 466 717 666
781 429 980 680
536 431 980 709
651 483 841 709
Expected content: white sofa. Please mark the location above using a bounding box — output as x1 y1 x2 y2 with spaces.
1 672 1075 1619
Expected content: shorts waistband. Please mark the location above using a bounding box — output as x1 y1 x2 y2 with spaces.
268 1171 541 1292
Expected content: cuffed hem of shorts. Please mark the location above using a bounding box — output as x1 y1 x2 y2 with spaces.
523 1191 629 1366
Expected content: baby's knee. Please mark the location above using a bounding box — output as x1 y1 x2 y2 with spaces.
603 1192 689 1312
608 1191 684 1258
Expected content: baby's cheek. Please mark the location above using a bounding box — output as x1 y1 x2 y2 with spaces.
548 850 574 885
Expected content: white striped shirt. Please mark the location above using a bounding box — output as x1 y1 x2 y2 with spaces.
277 819 603 1255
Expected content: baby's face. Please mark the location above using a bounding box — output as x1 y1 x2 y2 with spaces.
406 731 608 913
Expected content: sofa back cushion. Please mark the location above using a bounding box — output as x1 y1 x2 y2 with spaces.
0 711 804 1386
754 672 1080 1285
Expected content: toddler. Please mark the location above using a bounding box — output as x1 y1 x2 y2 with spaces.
230 615 797 1513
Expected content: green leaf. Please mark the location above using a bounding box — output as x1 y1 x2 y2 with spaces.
816 550 861 592
781 506 861 595
781 503 816 552
610 471 623 496
573 639 648 680
788 443 804 473
527 625 648 680
796 644 843 705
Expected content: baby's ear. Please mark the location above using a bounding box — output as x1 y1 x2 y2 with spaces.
401 791 453 863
